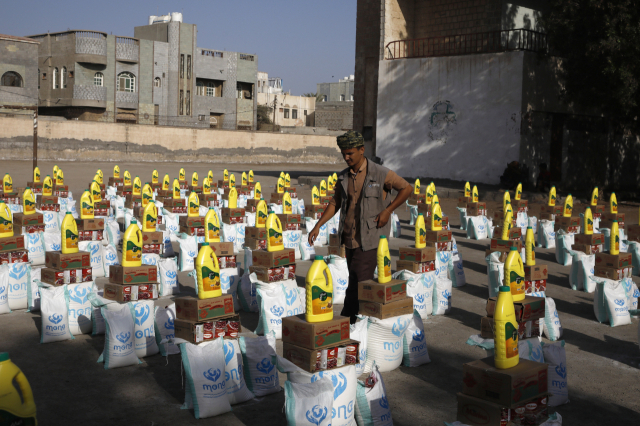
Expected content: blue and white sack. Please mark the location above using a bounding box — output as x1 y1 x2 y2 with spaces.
355 363 393 426
39 283 74 343
100 303 141 369
542 341 569 407
434 251 451 281
350 318 368 376
238 273 258 313
543 297 563 341
466 216 489 240
43 232 61 252
158 257 180 296
79 240 105 278
448 253 466 288
221 268 240 312
130 300 159 358
27 267 41 312
255 281 288 339
537 220 555 249
8 262 30 310
238 335 280 397
364 314 412 373
402 310 430 367
486 252 504 298
393 270 432 318
390 213 401 238
67 281 93 335
284 378 334 426
433 276 452 315
594 278 631 327
26 232 46 266
221 339 254 404
518 338 544 363
299 237 316 261
0 265 10 315
327 256 349 305
457 207 467 231
155 303 180 356
555 230 574 266
283 230 302 260
102 245 119 277
178 234 197 271
627 241 640 275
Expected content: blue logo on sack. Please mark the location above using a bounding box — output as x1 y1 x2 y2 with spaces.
224 340 235 365
414 293 425 304
28 234 40 245
305 405 328 426
337 278 347 289
203 368 222 382
531 347 543 363
614 299 625 307
555 363 567 379
380 395 389 409
9 264 28 280
164 317 174 330
270 305 284 317
44 213 53 222
237 226 246 237
412 330 425 342
105 251 117 262
49 313 63 324
69 286 89 305
423 274 434 289
188 251 196 258
285 288 297 306
443 289 451 299
256 358 274 374
135 303 150 326
288 232 300 243
391 317 409 337
51 243 61 251
90 243 100 256
311 371 347 400
116 332 130 343
166 270 177 279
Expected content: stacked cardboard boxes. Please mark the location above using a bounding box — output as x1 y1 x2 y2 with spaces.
41 251 92 286
249 248 296 283
37 195 61 213
480 296 546 342
593 251 633 280
572 231 605 255
103 264 159 302
76 217 105 242
13 209 45 234
328 234 346 258
397 246 436 274
358 278 412 320
221 206 245 225
173 294 239 344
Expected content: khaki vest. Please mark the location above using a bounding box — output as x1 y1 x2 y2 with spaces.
337 160 392 252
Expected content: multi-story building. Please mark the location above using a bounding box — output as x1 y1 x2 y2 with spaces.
257 92 315 128
317 75 354 103
27 13 257 130
257 71 283 95
315 75 354 130
0 34 39 112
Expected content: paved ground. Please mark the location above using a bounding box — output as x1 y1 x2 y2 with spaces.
1 160 639 425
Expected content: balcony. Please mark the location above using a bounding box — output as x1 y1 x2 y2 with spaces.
116 91 138 107
73 84 107 102
116 37 140 62
75 31 108 64
385 28 548 60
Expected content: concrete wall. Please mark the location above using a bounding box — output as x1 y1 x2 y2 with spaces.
0 115 341 164
376 51 525 184
317 81 354 102
316 102 354 131
0 38 39 108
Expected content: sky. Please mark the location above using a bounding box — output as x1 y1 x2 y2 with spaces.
4 0 357 95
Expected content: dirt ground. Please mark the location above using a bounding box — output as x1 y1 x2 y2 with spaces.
1 160 639 425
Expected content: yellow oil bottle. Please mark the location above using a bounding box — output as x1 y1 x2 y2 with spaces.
152 169 159 184
414 179 421 194
426 183 434 204
172 179 181 199
278 177 285 194
205 207 221 243
525 226 535 266
133 176 142 195
43 175 53 196
188 192 200 217
93 173 100 186
305 256 334 323
464 181 471 197
472 185 478 203
123 170 131 186
610 192 618 214
33 167 41 183
501 210 513 240
208 170 214 184
285 173 291 188
280 171 285 181
312 186 320 205
431 201 443 231
196 243 221 299
515 183 522 201
256 199 268 228
142 183 153 206
563 194 573 217
113 165 120 178
266 211 284 252
504 246 525 301
179 168 186 181
319 179 326 197
203 178 211 195
229 173 236 188
53 165 59 179
22 188 36 216
584 207 594 235
80 190 94 219
0 202 12 238
0 352 37 425
377 235 392 284
503 191 511 213
254 182 262 200
122 219 142 267
548 186 556 206
97 169 103 185
223 169 229 182
494 285 519 369
283 192 293 214
332 173 337 183
327 175 334 191
432 193 439 207
242 172 248 186
590 187 598 206
61 212 78 254
225 187 236 209
163 174 170 190
55 169 63 186
192 172 198 187
142 202 157 233
3 174 12 193
415 213 426 248
248 170 254 183
91 180 102 202
611 220 619 255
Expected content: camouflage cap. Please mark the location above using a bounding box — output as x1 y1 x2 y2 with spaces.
336 131 364 149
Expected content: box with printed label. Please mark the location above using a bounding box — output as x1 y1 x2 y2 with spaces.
525 279 546 294
179 216 205 228
409 193 427 205
39 196 59 204
245 198 260 212
426 216 449 231
486 296 545 322
45 251 91 269
165 206 187 214
513 200 528 212
395 260 435 274
13 212 44 228
246 227 267 240
328 245 346 257
41 268 92 285
480 316 541 341
252 248 295 267
244 237 267 251
141 231 163 245
489 238 523 253
163 198 186 208
492 226 521 241
283 340 360 373
571 243 603 255
205 242 234 257
125 194 142 204
358 279 407 304
626 224 640 242
457 196 472 208
358 297 413 320
0 235 25 253
398 246 436 263
222 215 244 225
574 233 605 246
466 202 487 217
103 283 158 302
217 180 229 189
175 294 235 322
461 357 548 407
282 314 351 350
456 392 549 426
424 229 452 243
553 223 580 234
493 211 518 225
595 252 632 268
602 212 625 224
108 265 158 284
76 218 105 231
594 265 632 280
221 207 245 218
329 234 340 247
249 264 296 282
174 314 241 343
555 216 580 227
277 214 303 224
427 241 452 252
540 205 563 215
524 265 547 281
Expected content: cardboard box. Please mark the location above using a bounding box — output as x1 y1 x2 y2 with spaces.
282 314 351 350
174 314 241 343
283 340 360 373
277 214 303 224
221 207 245 218
328 245 346 257
395 259 435 274
425 229 452 243
594 265 632 280
493 211 518 224
245 198 260 212
595 252 632 268
244 237 267 251
492 226 521 241
426 216 449 231
626 224 640 242
76 218 105 231
39 195 59 204
163 198 186 208
540 205 563 215
461 357 548 407
0 235 25 253
398 246 436 263
175 295 235 322
179 216 205 228
358 279 407 304
246 227 267 240
125 194 142 204
513 199 528 212
142 231 163 245
456 393 549 426
466 202 487 217
599 219 625 230
41 268 92 285
103 283 158 302
249 264 296 282
252 248 295 267
457 196 472 207
489 238 523 253
165 206 187 214
13 212 44 228
108 265 158 284
208 242 234 257
310 204 325 215
525 279 547 294
45 251 91 269
554 223 580 234
486 296 545 322
329 233 340 247
524 265 547 281
108 177 124 184
358 297 413 320
574 233 605 246
217 180 229 189
571 243 603 255
480 316 542 341
602 212 625 223
539 212 554 221
427 241 452 252
555 216 580 227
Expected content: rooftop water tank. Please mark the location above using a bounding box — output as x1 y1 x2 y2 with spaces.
153 15 171 24
171 12 183 23
148 16 157 25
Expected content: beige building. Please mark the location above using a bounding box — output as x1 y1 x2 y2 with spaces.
257 92 315 127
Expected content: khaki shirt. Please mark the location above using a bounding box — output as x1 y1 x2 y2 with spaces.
328 158 410 249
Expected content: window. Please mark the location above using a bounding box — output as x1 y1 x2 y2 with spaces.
236 82 252 100
53 67 58 89
304 110 307 116
350 94 354 101
187 55 191 79
323 95 327 102
292 109 298 119
186 91 191 115
237 83 242 99
94 72 104 86
196 79 222 97
340 94 345 101
61 66 67 88
180 54 184 79
154 77 161 87
42 73 46 81
284 109 290 119
180 90 184 115
37 69 40 89
1 71 23 87
117 72 136 92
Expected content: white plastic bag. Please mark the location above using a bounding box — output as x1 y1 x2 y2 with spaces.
222 339 254 404
155 303 180 356
543 297 563 341
327 256 349 305
355 364 393 426
458 207 467 231
435 251 451 281
255 281 288 339
466 216 488 240
350 317 369 376
101 303 140 369
542 341 569 407
8 262 30 310
537 220 556 249
105 219 121 248
131 300 159 358
300 237 316 261
603 280 631 327
555 231 574 266
433 277 452 315
365 314 412 373
26 232 46 265
283 230 302 260
220 268 240 312
238 273 258 313
519 338 544 363
390 213 401 238
402 311 430 367
102 245 119 277
40 284 74 343
221 223 236 245
628 241 640 276
67 282 93 335
178 234 198 271
27 267 41 312
238 335 280 397
42 211 61 234
234 224 246 253
284 379 334 426
158 257 179 296
486 252 504 298
0 265 9 315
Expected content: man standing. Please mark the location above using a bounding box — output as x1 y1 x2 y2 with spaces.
308 131 412 323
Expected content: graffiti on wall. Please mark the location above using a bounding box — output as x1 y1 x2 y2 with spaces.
428 100 457 144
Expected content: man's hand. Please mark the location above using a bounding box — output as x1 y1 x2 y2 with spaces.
308 226 320 246
375 209 391 228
